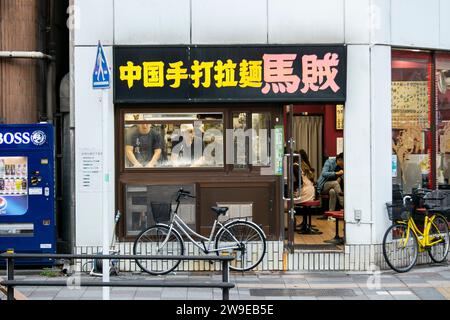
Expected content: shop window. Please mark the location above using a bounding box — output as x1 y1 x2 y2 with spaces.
436 53 450 187
125 184 195 237
231 112 271 168
124 112 223 168
391 51 432 193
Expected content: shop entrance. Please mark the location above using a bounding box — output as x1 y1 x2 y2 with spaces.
284 104 345 251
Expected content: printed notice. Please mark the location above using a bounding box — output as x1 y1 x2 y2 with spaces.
79 148 102 193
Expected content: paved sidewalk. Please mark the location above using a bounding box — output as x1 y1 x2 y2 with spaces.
2 264 450 300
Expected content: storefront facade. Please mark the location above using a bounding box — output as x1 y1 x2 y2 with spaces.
72 0 450 271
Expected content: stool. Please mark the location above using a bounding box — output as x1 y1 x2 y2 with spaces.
297 200 322 235
294 206 318 231
324 210 344 245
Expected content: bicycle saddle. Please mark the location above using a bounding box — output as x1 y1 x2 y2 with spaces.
211 206 228 216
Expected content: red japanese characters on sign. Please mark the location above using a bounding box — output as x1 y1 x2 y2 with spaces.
261 53 340 95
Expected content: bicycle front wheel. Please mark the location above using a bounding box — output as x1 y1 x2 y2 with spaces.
215 220 266 272
428 214 449 263
133 224 184 275
382 223 418 273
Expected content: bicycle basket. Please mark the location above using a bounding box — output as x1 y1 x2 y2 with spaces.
386 202 411 221
150 202 172 223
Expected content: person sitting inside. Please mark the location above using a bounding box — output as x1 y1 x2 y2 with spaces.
317 152 344 212
125 122 162 168
284 150 316 211
297 149 316 203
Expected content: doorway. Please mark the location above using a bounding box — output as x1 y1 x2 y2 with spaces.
284 104 345 251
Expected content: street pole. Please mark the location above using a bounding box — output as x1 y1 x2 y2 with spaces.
93 41 111 300
102 88 110 300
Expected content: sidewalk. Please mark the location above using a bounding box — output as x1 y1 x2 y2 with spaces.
2 263 450 300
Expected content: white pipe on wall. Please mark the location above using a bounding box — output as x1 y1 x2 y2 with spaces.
0 51 54 60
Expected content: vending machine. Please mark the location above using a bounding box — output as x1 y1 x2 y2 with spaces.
0 123 55 265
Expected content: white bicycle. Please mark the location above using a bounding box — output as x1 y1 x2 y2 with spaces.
133 188 267 275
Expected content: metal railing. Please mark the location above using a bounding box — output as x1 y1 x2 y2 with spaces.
0 253 235 300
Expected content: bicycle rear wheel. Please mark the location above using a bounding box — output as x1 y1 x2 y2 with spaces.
382 223 418 273
428 214 449 263
214 220 266 272
133 224 184 275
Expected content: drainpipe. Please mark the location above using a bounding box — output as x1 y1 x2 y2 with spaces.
0 51 54 60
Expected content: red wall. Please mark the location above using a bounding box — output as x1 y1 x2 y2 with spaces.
284 104 343 157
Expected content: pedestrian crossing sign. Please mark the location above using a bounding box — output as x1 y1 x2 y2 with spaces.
92 41 110 89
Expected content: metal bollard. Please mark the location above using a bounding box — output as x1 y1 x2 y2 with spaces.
6 257 14 301
222 260 229 300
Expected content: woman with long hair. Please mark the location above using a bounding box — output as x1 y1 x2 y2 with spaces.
297 149 315 203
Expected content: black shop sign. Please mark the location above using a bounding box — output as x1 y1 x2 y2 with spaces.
114 45 346 103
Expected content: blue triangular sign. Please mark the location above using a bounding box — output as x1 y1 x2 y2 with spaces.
93 41 110 89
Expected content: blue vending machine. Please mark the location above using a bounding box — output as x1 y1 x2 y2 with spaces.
0 123 55 265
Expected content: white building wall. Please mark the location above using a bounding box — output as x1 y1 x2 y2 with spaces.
74 0 114 46
192 0 268 44
74 46 115 246
370 46 392 244
389 0 450 51
390 0 440 49
440 0 450 48
268 0 344 44
344 45 372 245
114 0 191 45
72 0 450 248
344 0 371 44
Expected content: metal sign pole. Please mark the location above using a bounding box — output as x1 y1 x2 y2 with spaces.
92 41 111 301
102 88 110 301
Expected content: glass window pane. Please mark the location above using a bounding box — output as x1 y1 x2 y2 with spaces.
436 53 450 187
125 184 195 236
251 113 271 166
232 112 271 168
391 51 432 193
124 112 223 168
232 112 248 168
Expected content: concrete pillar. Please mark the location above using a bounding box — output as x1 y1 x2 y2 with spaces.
344 44 392 245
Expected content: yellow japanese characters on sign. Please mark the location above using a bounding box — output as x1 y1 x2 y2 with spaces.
119 59 263 90
143 62 164 88
119 62 142 89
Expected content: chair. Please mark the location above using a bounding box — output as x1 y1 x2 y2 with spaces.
323 210 345 245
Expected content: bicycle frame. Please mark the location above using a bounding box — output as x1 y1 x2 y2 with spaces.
158 212 242 254
398 214 444 249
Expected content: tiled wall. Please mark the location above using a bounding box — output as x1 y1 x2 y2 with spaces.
74 241 441 273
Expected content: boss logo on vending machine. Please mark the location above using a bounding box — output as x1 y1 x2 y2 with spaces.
31 130 47 146
0 130 46 146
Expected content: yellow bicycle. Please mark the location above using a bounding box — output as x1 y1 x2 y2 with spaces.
383 190 449 273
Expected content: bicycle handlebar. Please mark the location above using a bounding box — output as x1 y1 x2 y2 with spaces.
176 188 196 201
403 195 412 206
